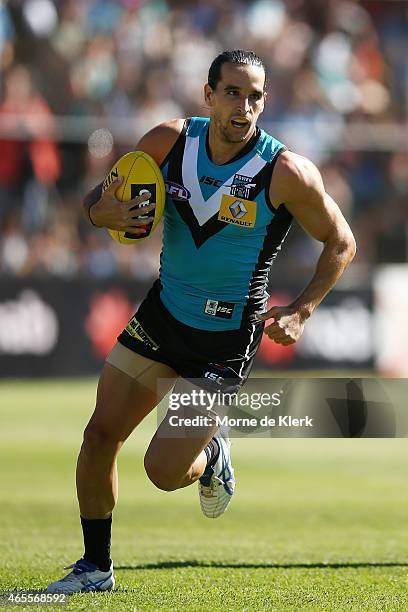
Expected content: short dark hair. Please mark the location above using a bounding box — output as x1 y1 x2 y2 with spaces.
208 50 266 90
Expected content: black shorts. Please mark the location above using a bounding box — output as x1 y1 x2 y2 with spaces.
117 281 264 393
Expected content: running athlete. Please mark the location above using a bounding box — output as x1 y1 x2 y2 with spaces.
47 50 356 593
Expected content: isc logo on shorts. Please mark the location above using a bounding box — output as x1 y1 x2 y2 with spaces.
204 299 234 319
125 317 159 351
204 371 224 385
218 194 257 228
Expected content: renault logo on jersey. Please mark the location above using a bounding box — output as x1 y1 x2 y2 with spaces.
218 194 257 228
229 200 247 219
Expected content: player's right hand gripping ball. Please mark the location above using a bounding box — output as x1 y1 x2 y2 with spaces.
103 151 166 244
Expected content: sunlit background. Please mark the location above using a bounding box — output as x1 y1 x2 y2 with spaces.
0 0 407 378
1 4 407 606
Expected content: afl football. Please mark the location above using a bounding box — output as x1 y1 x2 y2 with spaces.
102 151 165 244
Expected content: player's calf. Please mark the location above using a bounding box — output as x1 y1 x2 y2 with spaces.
76 423 122 517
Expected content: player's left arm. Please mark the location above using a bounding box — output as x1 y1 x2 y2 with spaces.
257 151 356 345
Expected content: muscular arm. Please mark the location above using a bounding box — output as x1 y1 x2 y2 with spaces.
259 151 356 344
83 119 184 229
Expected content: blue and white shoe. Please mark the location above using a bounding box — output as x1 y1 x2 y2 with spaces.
46 559 115 593
199 433 235 518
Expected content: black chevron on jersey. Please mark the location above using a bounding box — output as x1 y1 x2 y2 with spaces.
165 131 227 247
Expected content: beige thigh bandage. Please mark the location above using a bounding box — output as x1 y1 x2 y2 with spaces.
106 342 176 392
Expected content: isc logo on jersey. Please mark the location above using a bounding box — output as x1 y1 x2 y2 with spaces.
204 299 234 319
218 194 257 228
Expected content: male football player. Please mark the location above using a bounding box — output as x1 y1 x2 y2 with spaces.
47 50 355 592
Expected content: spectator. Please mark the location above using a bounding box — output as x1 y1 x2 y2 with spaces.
0 64 61 233
0 0 406 280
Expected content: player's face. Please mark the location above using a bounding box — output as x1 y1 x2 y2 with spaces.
205 62 266 144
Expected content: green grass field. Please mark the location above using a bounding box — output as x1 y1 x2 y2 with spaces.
1 378 407 611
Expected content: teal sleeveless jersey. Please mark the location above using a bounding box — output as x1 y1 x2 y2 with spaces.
158 117 292 331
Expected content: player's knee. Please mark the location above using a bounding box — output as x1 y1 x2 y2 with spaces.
82 422 121 454
143 452 181 491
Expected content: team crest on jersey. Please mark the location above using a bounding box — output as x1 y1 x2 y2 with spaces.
229 174 256 199
218 194 257 228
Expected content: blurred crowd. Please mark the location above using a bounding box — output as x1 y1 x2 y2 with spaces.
0 0 406 280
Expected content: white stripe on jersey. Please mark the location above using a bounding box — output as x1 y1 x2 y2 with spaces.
182 135 267 227
238 323 256 378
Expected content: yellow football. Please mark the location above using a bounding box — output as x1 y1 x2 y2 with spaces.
102 151 165 244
